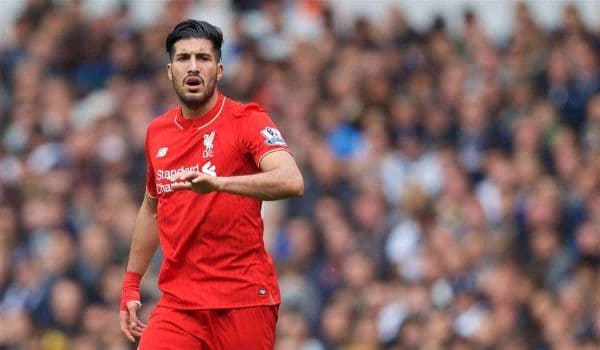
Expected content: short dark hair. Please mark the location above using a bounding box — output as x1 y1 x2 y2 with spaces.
165 20 223 62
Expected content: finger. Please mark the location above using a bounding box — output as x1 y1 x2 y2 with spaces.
133 322 146 330
171 181 191 188
168 172 184 182
127 317 146 332
170 171 198 182
128 314 139 328
171 182 193 191
130 327 143 337
129 315 146 337
132 319 146 329
119 311 129 328
191 175 208 184
120 322 135 342
119 311 136 342
181 171 201 181
125 328 136 342
127 305 141 328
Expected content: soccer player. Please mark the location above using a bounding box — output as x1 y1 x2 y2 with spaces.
119 20 304 349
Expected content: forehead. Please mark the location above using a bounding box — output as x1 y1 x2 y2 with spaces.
172 38 215 55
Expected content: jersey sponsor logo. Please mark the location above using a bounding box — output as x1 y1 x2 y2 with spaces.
156 147 168 158
156 163 200 181
260 127 286 146
155 163 200 194
156 183 173 194
201 161 217 177
202 131 215 158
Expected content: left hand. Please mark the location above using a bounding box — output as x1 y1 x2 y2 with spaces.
170 171 222 193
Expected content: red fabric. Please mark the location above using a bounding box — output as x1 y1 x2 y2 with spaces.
138 305 279 350
144 93 288 309
120 271 142 311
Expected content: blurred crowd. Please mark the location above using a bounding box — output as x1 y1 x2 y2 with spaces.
1 0 599 349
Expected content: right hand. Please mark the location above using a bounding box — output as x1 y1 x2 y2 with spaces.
119 300 146 342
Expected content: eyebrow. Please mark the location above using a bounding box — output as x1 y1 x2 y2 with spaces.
175 51 212 57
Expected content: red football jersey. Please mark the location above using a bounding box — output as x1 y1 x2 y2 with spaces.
145 92 289 309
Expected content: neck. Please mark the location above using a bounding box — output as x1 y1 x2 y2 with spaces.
181 92 219 119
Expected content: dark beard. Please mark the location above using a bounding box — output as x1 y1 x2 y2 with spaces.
173 74 217 110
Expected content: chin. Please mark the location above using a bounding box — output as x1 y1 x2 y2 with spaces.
181 95 208 108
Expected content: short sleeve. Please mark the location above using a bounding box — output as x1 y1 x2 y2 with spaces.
236 103 291 167
145 129 158 198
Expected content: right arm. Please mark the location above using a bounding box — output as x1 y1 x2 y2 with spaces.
119 191 159 342
126 192 159 274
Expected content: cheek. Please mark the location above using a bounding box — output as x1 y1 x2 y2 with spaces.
171 65 186 78
203 64 219 77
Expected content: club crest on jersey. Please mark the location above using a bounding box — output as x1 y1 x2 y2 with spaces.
202 131 215 158
260 127 286 146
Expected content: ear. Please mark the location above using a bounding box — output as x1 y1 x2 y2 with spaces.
216 63 224 81
167 63 173 82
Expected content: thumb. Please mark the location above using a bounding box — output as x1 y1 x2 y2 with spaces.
127 301 141 326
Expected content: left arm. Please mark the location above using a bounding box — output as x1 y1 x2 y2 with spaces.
170 150 304 200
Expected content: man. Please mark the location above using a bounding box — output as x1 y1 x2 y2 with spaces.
119 20 304 349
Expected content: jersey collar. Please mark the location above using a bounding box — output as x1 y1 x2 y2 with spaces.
174 93 226 131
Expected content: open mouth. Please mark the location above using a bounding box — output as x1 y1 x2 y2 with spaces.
184 76 203 90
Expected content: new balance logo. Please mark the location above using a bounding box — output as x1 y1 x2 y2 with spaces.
156 147 168 158
202 161 216 177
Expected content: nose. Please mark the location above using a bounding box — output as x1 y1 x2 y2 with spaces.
188 57 200 73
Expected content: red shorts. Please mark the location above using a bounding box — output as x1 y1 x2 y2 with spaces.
138 304 279 350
